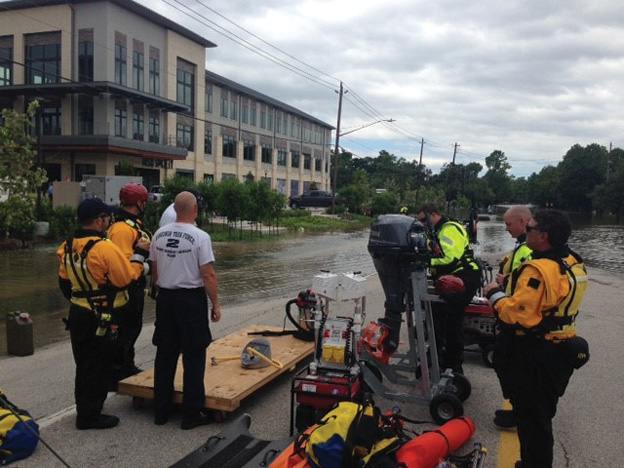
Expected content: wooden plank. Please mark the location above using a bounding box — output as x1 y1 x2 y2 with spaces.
118 325 314 412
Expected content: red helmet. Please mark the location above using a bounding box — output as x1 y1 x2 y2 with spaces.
120 183 148 205
434 275 466 296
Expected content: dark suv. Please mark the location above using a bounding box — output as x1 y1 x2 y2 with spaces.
289 190 338 209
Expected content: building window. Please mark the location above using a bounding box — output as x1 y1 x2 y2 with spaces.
25 32 61 85
222 135 236 158
133 51 144 91
78 40 93 82
315 156 322 172
204 174 214 184
221 173 236 181
221 98 228 117
115 108 127 137
260 111 266 129
267 114 273 131
277 149 287 166
291 151 300 169
78 97 93 135
0 42 12 87
230 100 237 120
75 164 95 182
304 153 312 170
250 108 256 126
149 57 160 95
243 139 254 161
133 111 144 140
204 130 212 154
242 105 249 124
205 91 213 113
40 106 61 135
115 44 127 86
176 123 193 150
261 144 272 164
149 113 160 143
177 59 195 111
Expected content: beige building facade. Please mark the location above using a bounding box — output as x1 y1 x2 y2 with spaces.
0 0 333 196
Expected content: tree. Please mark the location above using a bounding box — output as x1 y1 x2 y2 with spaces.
556 144 607 212
527 166 559 208
483 150 512 204
0 101 48 241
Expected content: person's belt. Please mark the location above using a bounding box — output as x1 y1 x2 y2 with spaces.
158 287 205 292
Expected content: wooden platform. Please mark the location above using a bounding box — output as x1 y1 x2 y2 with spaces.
117 325 314 412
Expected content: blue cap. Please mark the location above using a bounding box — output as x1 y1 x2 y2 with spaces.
77 198 115 223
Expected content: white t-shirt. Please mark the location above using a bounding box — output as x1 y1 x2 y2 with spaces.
159 203 176 227
150 222 215 289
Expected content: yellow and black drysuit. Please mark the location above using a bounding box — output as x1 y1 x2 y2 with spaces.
486 247 588 468
57 230 147 425
428 217 481 373
107 210 152 379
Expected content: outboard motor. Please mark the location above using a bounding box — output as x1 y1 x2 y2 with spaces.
368 215 428 353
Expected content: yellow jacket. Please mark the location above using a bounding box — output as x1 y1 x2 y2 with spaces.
107 212 151 261
57 231 145 310
490 251 587 339
430 218 478 276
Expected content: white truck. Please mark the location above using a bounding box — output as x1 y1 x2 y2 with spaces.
82 175 143 206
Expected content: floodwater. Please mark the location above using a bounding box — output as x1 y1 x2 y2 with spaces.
0 217 622 355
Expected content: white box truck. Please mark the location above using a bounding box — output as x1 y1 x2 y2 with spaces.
82 175 143 206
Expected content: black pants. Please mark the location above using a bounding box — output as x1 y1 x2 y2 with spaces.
153 288 211 420
508 337 575 468
493 324 516 399
114 279 145 377
68 304 115 422
432 268 481 371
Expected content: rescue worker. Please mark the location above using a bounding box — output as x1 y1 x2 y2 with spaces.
416 203 481 375
493 205 533 428
484 210 588 468
57 198 150 430
150 191 221 429
107 183 152 382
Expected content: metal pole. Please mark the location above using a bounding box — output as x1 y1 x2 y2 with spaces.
331 81 344 214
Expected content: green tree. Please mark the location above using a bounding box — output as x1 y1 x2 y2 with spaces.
527 166 559 208
0 101 48 242
591 148 624 216
556 144 607 212
370 192 397 216
483 150 512 204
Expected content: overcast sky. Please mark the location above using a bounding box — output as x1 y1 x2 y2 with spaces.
141 0 623 177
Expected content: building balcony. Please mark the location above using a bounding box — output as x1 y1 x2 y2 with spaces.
39 123 187 160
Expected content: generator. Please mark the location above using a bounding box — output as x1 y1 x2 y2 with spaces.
289 271 367 434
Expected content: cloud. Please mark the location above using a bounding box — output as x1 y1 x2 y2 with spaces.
139 0 623 176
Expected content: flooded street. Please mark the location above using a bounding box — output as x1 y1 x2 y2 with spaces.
0 217 622 355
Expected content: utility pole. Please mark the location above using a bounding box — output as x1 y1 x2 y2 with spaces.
419 137 424 165
607 141 612 182
446 143 458 212
331 81 345 214
415 138 425 204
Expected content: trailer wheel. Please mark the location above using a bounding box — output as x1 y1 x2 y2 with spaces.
429 393 463 425
482 345 495 368
448 373 472 402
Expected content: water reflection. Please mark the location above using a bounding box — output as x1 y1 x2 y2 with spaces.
0 218 622 354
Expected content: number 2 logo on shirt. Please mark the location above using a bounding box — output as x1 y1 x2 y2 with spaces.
166 239 180 248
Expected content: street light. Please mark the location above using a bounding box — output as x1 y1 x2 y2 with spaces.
331 116 395 213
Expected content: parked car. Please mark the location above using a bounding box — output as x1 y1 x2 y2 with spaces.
148 185 163 202
289 190 339 209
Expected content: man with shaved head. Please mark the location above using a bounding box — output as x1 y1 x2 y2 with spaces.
493 205 533 428
150 191 221 430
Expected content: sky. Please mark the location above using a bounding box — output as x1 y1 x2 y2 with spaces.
142 0 623 177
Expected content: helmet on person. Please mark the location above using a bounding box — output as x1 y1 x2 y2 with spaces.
120 183 148 205
434 275 466 296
